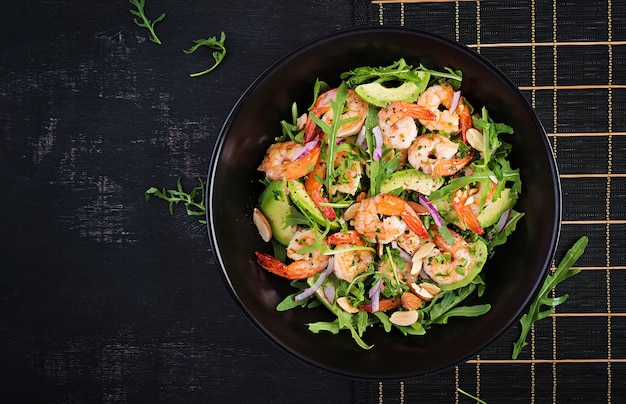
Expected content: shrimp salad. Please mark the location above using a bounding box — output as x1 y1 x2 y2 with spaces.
252 59 524 349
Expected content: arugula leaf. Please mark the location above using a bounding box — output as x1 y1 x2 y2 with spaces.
512 236 588 359
129 0 165 45
340 58 462 89
472 106 514 167
184 32 227 77
458 388 488 404
486 209 524 250
145 177 206 223
308 309 374 350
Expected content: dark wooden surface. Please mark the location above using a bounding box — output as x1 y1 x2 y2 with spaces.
0 1 356 402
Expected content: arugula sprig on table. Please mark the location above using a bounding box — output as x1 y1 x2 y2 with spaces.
184 32 227 77
512 236 588 359
145 177 206 223
129 0 165 45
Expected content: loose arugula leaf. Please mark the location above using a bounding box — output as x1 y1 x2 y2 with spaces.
145 177 206 223
458 388 488 404
184 32 227 77
512 236 588 359
129 0 165 45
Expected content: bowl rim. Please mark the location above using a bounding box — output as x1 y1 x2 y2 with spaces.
206 26 562 380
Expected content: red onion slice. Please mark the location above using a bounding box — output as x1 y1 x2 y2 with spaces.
450 90 461 114
368 278 383 312
295 257 334 302
355 125 367 150
419 195 444 228
323 285 336 304
496 209 511 234
294 140 317 161
372 126 383 161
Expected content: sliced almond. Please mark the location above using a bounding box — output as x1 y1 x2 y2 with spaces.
389 310 420 326
401 292 423 310
410 257 423 276
419 282 442 297
296 113 308 130
413 241 436 260
466 128 485 152
410 283 434 301
336 296 359 313
342 202 361 221
253 208 272 242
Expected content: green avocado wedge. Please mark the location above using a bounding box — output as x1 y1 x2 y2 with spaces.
477 188 517 228
355 80 427 108
380 168 444 196
258 180 298 246
287 180 340 230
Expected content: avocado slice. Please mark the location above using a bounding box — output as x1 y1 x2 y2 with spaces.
287 180 340 230
258 180 297 245
436 239 488 291
476 189 516 228
380 168 444 196
355 78 428 108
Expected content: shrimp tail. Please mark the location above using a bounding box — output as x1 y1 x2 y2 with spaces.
378 194 430 239
401 208 430 239
287 141 321 181
399 102 436 121
327 229 365 246
255 251 293 278
451 191 485 235
430 150 474 178
458 101 473 143
255 251 326 280
304 160 337 221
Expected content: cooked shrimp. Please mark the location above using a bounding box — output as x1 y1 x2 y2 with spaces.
304 87 368 142
255 228 329 280
329 150 362 196
395 228 426 256
422 227 474 286
258 140 321 181
327 230 374 282
377 101 435 150
407 133 473 177
353 194 429 244
417 84 462 134
304 158 336 221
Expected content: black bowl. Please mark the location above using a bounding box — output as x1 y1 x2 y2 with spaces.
207 27 560 380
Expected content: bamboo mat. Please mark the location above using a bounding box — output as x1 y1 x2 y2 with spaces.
353 1 626 403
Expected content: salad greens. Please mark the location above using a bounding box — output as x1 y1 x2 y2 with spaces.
129 0 165 45
145 177 206 223
512 236 588 359
184 32 227 77
252 58 527 348
341 58 462 90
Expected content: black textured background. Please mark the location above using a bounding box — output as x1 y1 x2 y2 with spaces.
1 0 625 403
